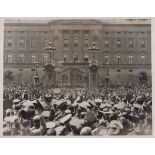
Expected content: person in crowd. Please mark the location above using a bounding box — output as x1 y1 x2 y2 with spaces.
3 81 152 136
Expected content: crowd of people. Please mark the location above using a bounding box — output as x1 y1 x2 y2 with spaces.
3 81 152 136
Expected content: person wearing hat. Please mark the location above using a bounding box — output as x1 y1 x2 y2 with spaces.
46 128 56 136
107 120 123 135
59 114 72 134
142 115 152 135
80 127 92 136
48 108 55 121
30 115 45 136
10 118 20 136
52 88 61 100
19 100 35 120
38 95 51 110
95 98 102 108
55 126 67 135
19 119 31 136
68 117 83 136
3 127 12 136
92 118 108 136
85 110 98 130
3 94 13 113
12 98 22 112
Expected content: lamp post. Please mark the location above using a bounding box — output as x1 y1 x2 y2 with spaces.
44 41 56 88
88 42 99 87
104 56 110 88
33 61 39 86
18 55 23 82
88 42 99 63
35 61 39 76
45 41 56 64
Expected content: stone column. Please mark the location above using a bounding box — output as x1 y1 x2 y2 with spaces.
43 63 56 88
89 61 98 88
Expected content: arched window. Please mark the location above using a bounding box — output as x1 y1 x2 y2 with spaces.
128 56 133 64
141 55 145 64
74 53 78 63
105 40 109 47
64 55 67 62
116 55 121 64
44 53 48 63
7 54 12 63
84 54 89 62
61 74 68 83
116 40 121 48
104 55 109 64
18 53 24 63
32 55 36 63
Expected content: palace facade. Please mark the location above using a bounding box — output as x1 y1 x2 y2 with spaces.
3 19 151 87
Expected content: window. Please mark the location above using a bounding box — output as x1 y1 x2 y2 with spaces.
128 56 133 64
31 31 37 36
84 39 89 46
7 54 12 63
128 40 134 48
44 53 48 63
104 55 109 64
7 39 13 48
61 74 68 83
18 54 24 63
129 69 133 72
84 54 89 62
74 30 79 34
129 32 134 35
141 55 145 64
64 39 69 47
84 30 90 34
116 40 121 48
74 38 78 47
74 54 78 63
117 32 121 35
54 36 58 40
116 55 121 64
93 36 98 41
31 39 37 49
117 69 121 72
105 32 109 35
63 30 69 34
64 55 67 62
105 40 109 47
140 40 146 48
32 55 36 63
43 39 48 47
19 39 25 48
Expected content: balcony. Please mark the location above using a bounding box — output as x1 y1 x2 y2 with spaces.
61 61 89 66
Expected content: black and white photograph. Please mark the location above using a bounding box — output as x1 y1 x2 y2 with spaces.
3 18 152 136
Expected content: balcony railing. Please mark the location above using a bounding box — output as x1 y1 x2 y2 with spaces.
61 61 89 66
4 62 151 68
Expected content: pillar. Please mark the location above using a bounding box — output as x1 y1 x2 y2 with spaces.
89 63 98 87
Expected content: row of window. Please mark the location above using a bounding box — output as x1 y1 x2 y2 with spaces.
63 39 146 48
6 37 148 49
116 69 133 72
6 38 49 49
7 30 150 35
6 31 48 36
6 54 146 64
63 30 151 36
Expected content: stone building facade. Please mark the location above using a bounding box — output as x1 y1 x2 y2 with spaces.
3 19 151 87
